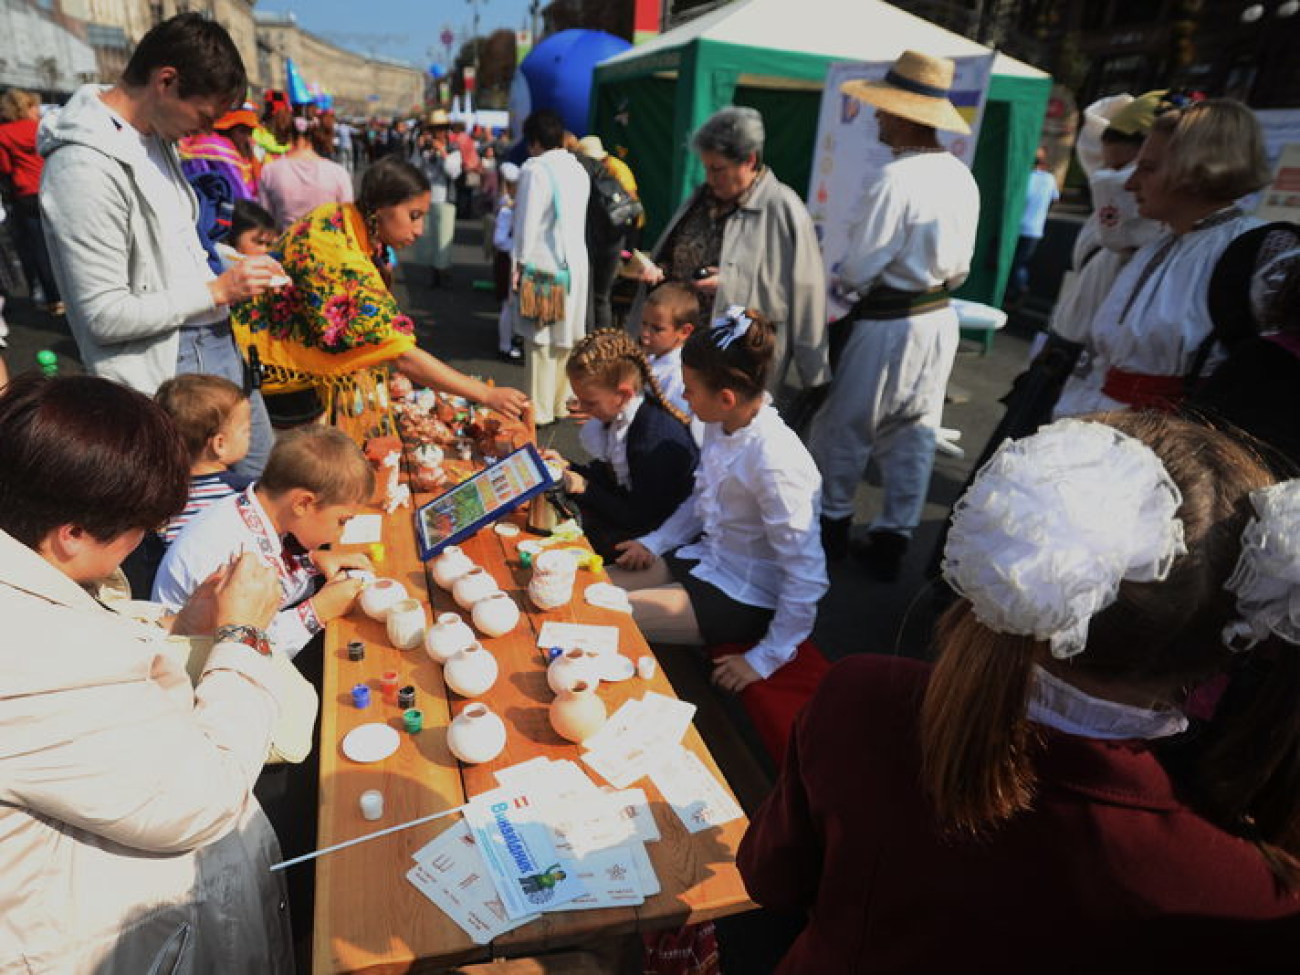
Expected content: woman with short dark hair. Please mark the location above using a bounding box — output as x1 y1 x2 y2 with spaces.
0 374 293 974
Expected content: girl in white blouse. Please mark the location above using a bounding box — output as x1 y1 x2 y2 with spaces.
609 306 828 692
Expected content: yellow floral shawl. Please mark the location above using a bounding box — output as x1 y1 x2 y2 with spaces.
231 202 416 397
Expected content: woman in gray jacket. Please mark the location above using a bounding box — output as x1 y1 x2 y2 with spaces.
630 106 829 396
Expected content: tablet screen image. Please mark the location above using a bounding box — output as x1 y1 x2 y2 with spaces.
415 443 556 560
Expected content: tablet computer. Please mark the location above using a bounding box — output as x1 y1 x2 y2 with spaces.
415 443 556 560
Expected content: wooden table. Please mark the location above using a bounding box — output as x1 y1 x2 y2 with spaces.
312 494 756 973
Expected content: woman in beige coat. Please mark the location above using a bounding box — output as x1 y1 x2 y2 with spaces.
0 376 293 974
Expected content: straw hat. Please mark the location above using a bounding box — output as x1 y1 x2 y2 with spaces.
840 50 970 135
576 135 608 160
427 108 451 128
1107 90 1169 137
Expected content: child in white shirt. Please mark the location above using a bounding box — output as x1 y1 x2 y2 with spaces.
154 425 374 658
637 282 697 420
609 306 828 691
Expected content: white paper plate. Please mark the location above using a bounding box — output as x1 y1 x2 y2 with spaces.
598 655 636 683
341 722 401 763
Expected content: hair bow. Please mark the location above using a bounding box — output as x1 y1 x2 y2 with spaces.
709 305 752 350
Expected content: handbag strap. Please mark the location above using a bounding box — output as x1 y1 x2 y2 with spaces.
538 157 568 271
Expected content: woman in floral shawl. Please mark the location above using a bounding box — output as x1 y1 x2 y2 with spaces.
233 156 527 424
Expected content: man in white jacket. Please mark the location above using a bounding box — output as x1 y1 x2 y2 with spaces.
39 13 282 476
810 51 980 581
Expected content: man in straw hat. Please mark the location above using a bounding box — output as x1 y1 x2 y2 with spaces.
810 50 980 581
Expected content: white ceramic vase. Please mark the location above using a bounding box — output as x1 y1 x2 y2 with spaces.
431 545 476 591
443 642 499 698
424 611 476 664
358 578 407 620
446 703 507 764
549 680 607 743
452 567 499 610
546 648 601 694
471 591 520 638
385 598 426 650
528 549 579 611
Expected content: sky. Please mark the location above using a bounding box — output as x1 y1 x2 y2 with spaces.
255 0 536 68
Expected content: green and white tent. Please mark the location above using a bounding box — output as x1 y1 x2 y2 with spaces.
591 0 1052 305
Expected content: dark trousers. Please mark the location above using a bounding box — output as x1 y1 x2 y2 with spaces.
590 235 627 330
1007 234 1041 303
10 195 60 303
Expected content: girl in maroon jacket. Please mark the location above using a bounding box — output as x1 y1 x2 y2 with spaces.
740 412 1300 973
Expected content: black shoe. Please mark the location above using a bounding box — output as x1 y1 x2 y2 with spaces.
851 531 909 582
820 515 852 561
497 345 524 364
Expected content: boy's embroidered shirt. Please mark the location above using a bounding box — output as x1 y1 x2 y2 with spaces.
153 485 324 657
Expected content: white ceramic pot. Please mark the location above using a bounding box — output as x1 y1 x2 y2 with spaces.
424 611 476 664
443 642 499 698
549 680 607 743
385 598 426 650
452 567 499 610
546 647 601 694
528 549 580 611
446 703 508 764
471 591 520 638
431 545 476 591
358 578 407 620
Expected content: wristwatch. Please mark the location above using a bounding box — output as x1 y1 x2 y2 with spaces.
214 624 272 657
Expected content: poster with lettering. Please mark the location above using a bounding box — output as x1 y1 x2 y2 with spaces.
807 55 995 318
464 787 585 920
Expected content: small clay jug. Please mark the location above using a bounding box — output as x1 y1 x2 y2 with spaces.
546 648 600 695
471 591 520 638
384 598 426 650
446 703 508 764
452 567 499 610
425 611 475 664
443 642 499 698
431 545 475 591
358 578 407 620
549 680 607 743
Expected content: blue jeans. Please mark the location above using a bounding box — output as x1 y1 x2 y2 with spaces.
176 321 272 477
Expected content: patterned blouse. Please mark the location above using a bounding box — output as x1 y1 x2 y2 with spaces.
231 202 416 396
658 167 766 284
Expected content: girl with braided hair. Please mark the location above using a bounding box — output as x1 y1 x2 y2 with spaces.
542 329 699 561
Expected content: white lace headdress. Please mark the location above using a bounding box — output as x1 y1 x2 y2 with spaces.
1223 480 1300 650
943 419 1187 658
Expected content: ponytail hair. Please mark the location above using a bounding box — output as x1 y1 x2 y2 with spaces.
680 306 775 400
566 329 691 426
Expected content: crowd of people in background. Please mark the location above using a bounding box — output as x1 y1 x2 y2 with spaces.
4 9 1300 975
